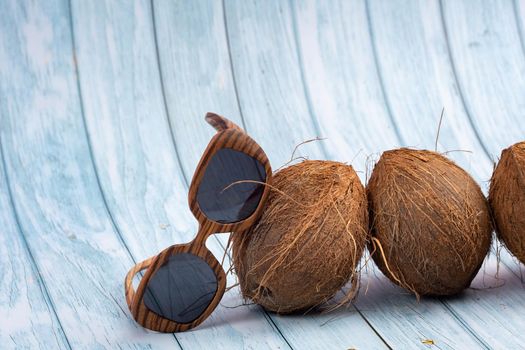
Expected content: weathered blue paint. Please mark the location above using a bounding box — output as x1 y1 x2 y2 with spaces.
1 0 524 348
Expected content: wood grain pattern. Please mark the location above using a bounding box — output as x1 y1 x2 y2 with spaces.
126 238 227 333
226 1 500 349
71 1 289 347
152 0 245 180
153 1 389 347
187 120 272 231
2 0 525 348
125 117 273 332
440 0 525 159
0 0 178 348
366 0 493 183
444 252 525 349
0 148 69 349
291 0 402 169
356 271 485 350
360 2 525 349
223 0 326 168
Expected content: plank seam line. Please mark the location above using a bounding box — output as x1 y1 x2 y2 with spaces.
288 0 330 159
404 4 495 346
441 301 491 350
67 1 183 347
150 0 190 188
432 13 495 344
364 3 491 347
512 0 525 59
0 135 72 350
151 2 292 347
289 2 393 345
437 0 493 163
500 258 525 283
354 308 393 350
151 0 236 291
364 0 405 147
149 0 236 267
221 0 248 131
150 0 227 281
201 3 293 348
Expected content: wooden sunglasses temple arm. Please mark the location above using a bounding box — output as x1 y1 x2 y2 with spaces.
205 112 243 132
124 256 155 307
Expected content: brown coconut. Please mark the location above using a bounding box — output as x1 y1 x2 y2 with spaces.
367 148 492 296
231 160 368 313
489 141 525 264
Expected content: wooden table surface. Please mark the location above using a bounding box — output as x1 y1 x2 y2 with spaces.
1 0 524 349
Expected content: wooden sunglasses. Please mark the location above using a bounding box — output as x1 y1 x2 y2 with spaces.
124 113 272 333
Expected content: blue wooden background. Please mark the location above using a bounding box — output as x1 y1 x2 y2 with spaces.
1 0 524 349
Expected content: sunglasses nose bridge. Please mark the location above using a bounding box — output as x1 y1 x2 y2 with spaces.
191 222 217 251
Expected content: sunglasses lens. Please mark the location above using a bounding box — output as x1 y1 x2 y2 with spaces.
197 148 266 223
143 253 218 324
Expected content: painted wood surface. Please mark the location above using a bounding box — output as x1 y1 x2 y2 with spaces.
224 0 327 168
222 1 496 349
0 0 178 348
291 0 402 170
366 0 493 182
151 1 387 348
441 0 525 160
71 1 288 348
0 152 69 349
1 0 525 348
444 252 525 349
354 1 525 349
152 0 244 180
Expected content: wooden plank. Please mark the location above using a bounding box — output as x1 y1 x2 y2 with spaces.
2 0 523 348
269 309 388 350
360 1 525 348
436 7 525 345
358 251 525 349
365 0 493 183
0 0 178 348
440 0 525 156
0 152 69 349
356 271 484 350
70 0 289 348
223 0 326 168
443 250 525 349
153 0 388 348
290 0 402 172
224 0 491 348
499 248 525 284
515 0 525 55
152 0 245 180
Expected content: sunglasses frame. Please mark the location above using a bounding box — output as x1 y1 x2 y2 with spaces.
124 113 272 332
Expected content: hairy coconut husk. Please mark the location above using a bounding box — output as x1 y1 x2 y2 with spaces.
232 160 368 313
489 141 525 263
367 149 492 296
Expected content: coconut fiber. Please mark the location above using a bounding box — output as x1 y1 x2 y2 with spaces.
489 141 525 264
367 149 492 296
232 160 368 313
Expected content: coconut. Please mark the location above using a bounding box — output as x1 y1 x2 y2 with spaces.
367 148 492 296
231 160 368 313
489 141 525 264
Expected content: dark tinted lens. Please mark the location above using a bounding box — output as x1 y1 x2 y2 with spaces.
197 148 266 223
143 253 218 324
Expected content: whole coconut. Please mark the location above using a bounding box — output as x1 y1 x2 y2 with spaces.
489 141 525 263
367 149 492 296
232 160 368 313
